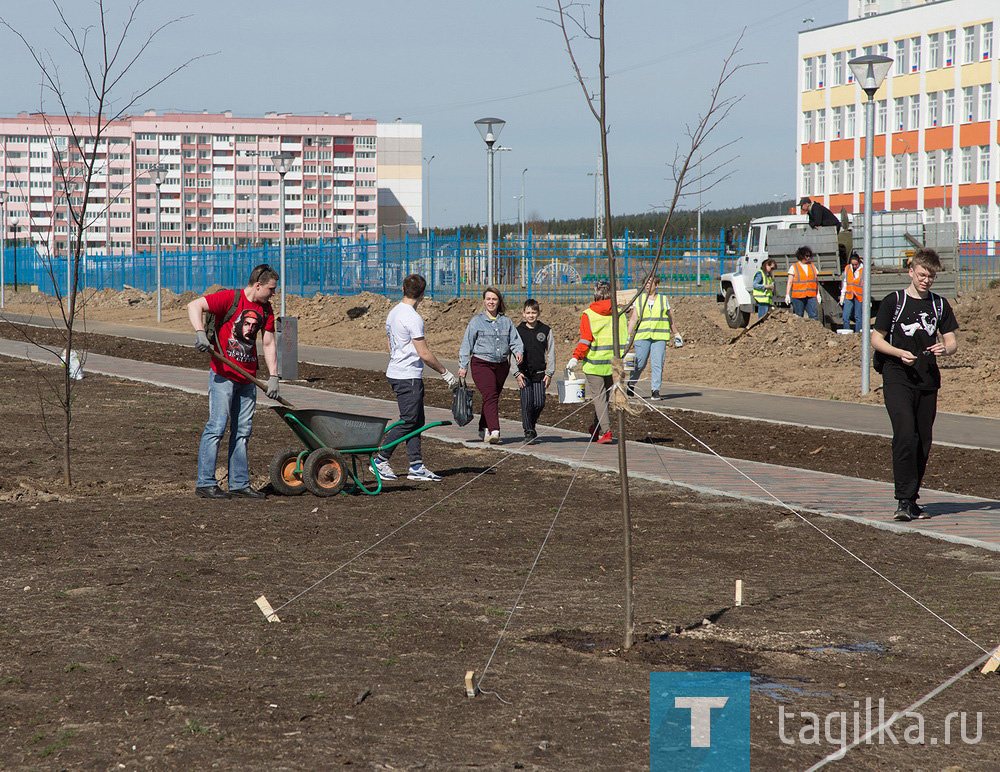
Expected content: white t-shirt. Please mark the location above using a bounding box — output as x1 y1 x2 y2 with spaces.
385 302 426 379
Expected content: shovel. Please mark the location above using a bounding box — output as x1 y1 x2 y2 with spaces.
206 346 296 408
729 311 771 344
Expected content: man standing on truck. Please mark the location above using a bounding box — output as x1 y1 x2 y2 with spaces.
799 197 841 232
870 249 958 522
785 246 820 321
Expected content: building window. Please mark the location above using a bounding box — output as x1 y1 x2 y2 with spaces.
927 152 938 186
846 48 856 83
894 40 907 75
832 51 844 86
961 147 973 183
817 55 827 88
984 22 993 60
981 84 992 122
893 156 905 189
816 164 825 195
945 29 956 66
978 207 990 241
960 206 972 240
943 149 954 184
963 87 975 122
876 100 888 134
909 95 920 130
844 159 854 193
944 90 955 125
832 106 843 138
876 157 886 190
978 145 990 183
963 26 977 64
894 98 906 131
908 153 919 188
816 109 826 141
910 37 921 72
878 42 889 58
846 105 856 138
803 56 815 89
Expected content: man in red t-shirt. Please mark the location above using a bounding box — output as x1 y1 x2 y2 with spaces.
187 264 279 499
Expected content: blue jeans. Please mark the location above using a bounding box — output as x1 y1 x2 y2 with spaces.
197 372 257 489
757 303 771 318
842 297 863 330
791 296 818 320
628 337 667 393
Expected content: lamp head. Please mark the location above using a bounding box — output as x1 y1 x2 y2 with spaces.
271 150 295 175
848 54 893 98
150 163 167 186
474 117 505 147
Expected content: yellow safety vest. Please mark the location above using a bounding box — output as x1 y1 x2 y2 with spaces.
634 292 672 341
752 272 774 305
581 308 628 376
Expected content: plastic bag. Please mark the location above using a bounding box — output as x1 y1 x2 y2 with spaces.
452 379 474 426
62 349 84 380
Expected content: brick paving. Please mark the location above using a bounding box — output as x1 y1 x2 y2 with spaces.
4 337 1000 554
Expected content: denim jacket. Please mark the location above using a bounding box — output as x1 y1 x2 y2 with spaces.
459 311 524 369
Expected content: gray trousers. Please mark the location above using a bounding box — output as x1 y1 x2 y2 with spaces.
585 372 614 434
380 377 425 465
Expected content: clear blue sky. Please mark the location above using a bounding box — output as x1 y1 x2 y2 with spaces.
0 1 844 228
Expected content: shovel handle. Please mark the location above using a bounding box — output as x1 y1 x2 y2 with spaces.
206 347 295 408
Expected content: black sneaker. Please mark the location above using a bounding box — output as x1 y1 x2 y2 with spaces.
909 501 929 519
893 500 913 521
230 487 266 499
651 390 661 400
524 429 538 444
196 485 231 500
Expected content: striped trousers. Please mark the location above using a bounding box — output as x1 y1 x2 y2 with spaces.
518 379 547 434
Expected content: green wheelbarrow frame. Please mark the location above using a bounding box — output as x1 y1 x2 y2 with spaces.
273 407 452 495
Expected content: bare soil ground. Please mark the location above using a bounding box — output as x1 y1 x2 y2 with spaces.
2 349 1000 767
4 279 999 416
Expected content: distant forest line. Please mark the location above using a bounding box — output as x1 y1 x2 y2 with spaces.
436 200 799 240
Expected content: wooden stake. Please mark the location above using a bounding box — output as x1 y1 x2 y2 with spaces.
465 670 478 697
981 645 1000 674
255 595 281 623
735 579 743 606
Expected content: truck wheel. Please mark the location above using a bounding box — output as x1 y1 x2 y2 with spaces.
724 287 750 329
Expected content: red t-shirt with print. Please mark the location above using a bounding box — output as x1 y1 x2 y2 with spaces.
205 289 275 384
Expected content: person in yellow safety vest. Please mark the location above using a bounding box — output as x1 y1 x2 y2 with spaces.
839 251 864 332
784 245 820 320
626 274 676 400
566 280 627 445
752 258 777 318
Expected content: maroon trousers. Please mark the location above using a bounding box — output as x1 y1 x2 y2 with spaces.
470 357 510 432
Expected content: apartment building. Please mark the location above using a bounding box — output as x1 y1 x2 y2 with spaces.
0 111 423 255
798 0 998 240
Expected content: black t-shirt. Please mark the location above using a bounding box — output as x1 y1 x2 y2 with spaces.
809 202 841 231
874 290 958 390
516 321 552 380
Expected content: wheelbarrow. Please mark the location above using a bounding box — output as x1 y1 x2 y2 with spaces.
268 406 452 497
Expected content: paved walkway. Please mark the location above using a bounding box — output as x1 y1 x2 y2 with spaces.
5 311 1000 450
4 335 1000 554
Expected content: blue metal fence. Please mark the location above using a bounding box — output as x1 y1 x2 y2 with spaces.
4 231 995 303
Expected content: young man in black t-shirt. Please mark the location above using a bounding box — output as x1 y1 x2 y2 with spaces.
871 249 959 521
514 299 555 442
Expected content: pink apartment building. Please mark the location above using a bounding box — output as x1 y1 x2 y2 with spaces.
0 111 421 255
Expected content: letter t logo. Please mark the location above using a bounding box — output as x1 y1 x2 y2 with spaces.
674 697 729 747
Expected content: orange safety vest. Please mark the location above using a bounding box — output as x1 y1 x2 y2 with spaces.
845 264 863 301
789 262 818 298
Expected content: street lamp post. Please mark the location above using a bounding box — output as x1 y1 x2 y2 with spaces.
10 217 19 293
475 118 505 285
849 54 893 395
423 155 434 237
518 167 528 288
150 165 167 323
271 151 295 317
587 171 600 240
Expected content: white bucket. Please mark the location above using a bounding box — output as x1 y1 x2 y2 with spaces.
623 352 637 373
557 374 586 404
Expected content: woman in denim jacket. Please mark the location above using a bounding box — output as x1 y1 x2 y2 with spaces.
458 286 524 443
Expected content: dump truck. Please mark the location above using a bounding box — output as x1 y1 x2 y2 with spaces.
717 211 958 329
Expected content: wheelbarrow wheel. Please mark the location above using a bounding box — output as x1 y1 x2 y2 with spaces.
303 447 348 497
269 446 308 496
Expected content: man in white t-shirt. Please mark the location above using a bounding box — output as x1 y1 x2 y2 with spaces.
373 274 457 482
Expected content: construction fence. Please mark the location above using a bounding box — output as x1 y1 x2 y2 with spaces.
1 231 999 303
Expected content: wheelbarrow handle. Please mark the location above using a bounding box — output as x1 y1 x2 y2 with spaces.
206 347 296 408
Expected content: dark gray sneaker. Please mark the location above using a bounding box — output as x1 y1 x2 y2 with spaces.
909 501 929 519
893 500 913 521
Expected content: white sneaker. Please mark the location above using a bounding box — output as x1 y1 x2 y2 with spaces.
407 464 442 482
487 430 500 444
373 456 397 481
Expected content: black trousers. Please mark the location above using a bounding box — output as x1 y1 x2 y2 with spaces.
518 378 547 433
381 377 425 465
883 380 937 501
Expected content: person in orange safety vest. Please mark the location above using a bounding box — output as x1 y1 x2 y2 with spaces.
784 245 820 320
839 251 864 332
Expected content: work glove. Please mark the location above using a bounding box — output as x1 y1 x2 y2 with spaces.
839 294 845 305
195 330 211 352
441 370 457 388
784 295 791 305
266 375 280 400
566 357 578 372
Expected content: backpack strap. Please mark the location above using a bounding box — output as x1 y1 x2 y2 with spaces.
218 290 242 333
887 289 906 346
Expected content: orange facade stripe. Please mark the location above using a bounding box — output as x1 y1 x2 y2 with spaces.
892 191 919 208
924 127 953 152
958 183 988 206
891 130 919 154
858 135 886 157
959 122 989 146
828 194 853 211
923 191 947 208
801 143 825 164
829 140 854 161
